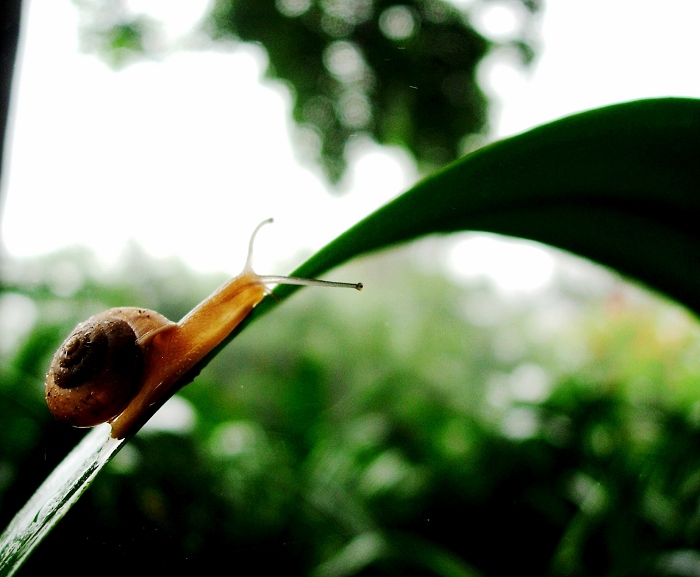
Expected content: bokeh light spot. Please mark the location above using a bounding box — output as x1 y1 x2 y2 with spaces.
379 6 417 41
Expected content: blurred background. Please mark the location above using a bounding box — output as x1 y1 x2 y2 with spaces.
2 0 700 575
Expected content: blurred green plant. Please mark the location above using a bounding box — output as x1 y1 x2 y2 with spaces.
73 0 540 183
1 97 700 575
4 235 700 576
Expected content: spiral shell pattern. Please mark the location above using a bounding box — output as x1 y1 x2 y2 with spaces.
46 314 144 427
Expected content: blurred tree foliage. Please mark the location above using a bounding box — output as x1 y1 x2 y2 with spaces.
3 244 700 575
73 0 540 183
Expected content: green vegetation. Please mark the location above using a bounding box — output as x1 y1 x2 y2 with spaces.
3 221 700 575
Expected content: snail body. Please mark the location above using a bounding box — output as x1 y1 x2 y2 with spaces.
45 220 362 439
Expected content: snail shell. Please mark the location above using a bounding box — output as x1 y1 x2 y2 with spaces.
45 308 173 428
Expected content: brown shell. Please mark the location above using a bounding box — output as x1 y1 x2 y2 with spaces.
45 308 172 428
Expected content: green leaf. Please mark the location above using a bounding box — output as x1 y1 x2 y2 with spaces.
253 97 700 319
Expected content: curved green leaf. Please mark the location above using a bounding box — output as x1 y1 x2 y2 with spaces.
255 97 700 319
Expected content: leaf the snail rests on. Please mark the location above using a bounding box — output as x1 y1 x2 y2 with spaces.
44 219 362 439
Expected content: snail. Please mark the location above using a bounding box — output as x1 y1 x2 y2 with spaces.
45 219 362 439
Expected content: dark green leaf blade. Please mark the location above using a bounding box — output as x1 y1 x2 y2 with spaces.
257 97 700 318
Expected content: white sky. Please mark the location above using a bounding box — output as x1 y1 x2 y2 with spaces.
2 0 700 291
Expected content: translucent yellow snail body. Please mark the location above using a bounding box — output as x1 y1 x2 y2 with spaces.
45 219 362 439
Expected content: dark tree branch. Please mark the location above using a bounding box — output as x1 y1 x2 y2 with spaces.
0 0 23 204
